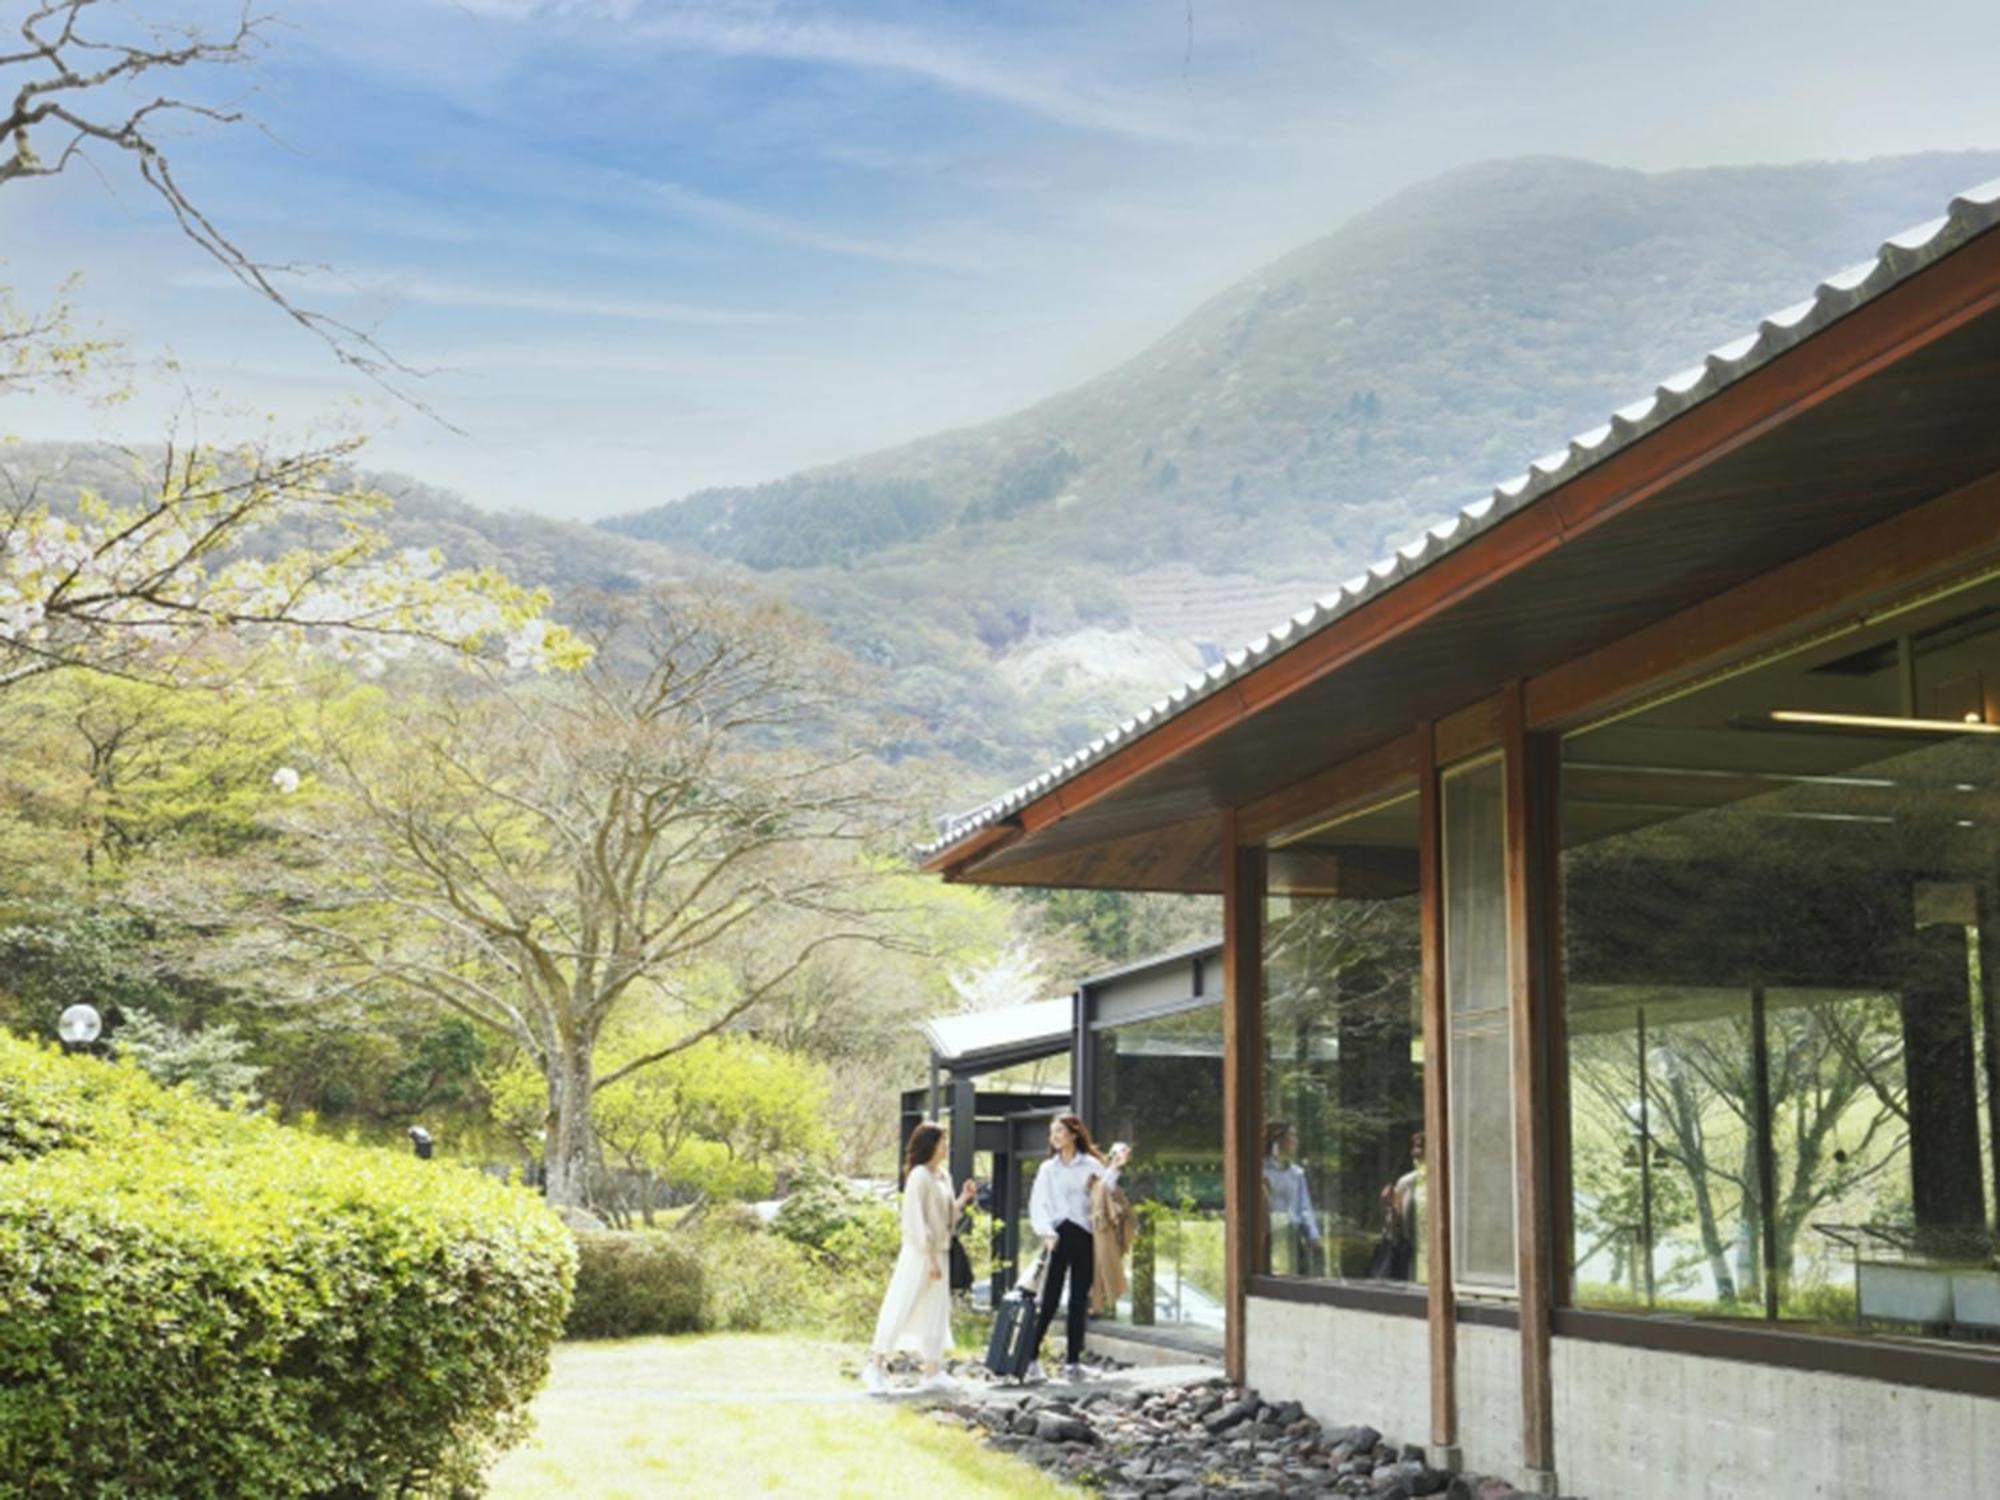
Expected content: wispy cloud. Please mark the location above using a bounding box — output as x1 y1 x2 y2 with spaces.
383 275 787 326
435 1 1204 142
173 267 788 327
637 176 999 273
631 8 1207 145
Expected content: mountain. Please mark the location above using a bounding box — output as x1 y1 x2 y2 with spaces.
599 152 2000 787
21 155 1995 800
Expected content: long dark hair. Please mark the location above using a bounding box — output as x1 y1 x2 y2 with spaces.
1049 1112 1105 1164
904 1121 946 1176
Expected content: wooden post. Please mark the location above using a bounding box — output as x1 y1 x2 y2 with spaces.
1417 721 1459 1465
1503 684 1558 1492
1221 810 1265 1385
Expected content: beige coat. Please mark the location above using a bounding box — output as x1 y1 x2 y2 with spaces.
1088 1176 1137 1313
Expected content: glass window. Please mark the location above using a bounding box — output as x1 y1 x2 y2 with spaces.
1562 585 2000 1346
1263 794 1425 1285
1092 1004 1225 1340
1446 758 1518 1291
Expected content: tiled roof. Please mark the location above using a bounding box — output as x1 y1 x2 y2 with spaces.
924 174 2000 861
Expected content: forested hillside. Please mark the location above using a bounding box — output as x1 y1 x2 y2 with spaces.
601 152 2000 790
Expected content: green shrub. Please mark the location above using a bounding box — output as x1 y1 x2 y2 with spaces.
0 1032 575 1498
567 1232 706 1338
687 1207 832 1333
770 1165 873 1251
715 1182 902 1341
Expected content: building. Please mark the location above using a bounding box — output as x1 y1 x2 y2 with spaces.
907 944 1229 1358
920 177 2000 1496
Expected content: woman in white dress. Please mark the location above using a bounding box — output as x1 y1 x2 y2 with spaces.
861 1121 976 1395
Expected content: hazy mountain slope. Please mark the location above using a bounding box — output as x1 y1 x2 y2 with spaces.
599 152 2000 785
0 444 699 600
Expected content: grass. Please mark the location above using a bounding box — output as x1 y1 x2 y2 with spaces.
486 1334 1077 1499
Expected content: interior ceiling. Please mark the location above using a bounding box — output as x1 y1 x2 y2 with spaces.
953 298 2000 894
1561 578 2000 857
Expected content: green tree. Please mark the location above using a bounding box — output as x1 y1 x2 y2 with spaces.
278 590 903 1209
113 1006 261 1106
496 1024 834 1225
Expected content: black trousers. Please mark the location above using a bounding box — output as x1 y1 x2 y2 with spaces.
1032 1219 1095 1364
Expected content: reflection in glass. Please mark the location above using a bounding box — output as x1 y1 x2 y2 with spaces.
1092 1004 1224 1336
1445 758 1516 1290
1263 795 1426 1285
1562 592 2000 1344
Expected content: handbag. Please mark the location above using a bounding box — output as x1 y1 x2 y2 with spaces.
1366 1228 1414 1282
948 1234 973 1292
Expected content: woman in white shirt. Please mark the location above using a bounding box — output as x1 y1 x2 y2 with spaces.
1028 1112 1132 1380
862 1122 976 1395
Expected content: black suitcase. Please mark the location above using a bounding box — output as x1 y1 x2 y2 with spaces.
984 1287 1040 1381
984 1255 1045 1381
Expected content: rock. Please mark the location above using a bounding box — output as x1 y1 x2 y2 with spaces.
1407 1468 1451 1496
1034 1413 1097 1445
1270 1400 1305 1427
1204 1397 1261 1434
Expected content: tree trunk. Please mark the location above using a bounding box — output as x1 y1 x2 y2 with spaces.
542 1047 597 1210
1661 1066 1736 1302
1901 920 1986 1238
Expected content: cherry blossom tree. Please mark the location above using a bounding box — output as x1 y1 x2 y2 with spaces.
0 435 588 691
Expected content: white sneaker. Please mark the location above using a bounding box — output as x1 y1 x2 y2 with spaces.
860 1362 887 1396
917 1371 960 1394
1061 1361 1090 1382
1025 1359 1049 1384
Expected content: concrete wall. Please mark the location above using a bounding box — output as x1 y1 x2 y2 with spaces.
1454 1321 1521 1476
1244 1300 2000 1498
1549 1336 2000 1499
1243 1295 1429 1448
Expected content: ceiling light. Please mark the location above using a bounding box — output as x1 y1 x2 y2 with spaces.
1769 711 2000 736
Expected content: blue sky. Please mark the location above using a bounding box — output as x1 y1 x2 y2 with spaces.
9 0 2000 520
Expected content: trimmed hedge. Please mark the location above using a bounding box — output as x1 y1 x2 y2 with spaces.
0 1033 575 1498
566 1232 706 1338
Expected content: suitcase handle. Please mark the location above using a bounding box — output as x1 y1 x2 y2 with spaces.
1019 1248 1050 1296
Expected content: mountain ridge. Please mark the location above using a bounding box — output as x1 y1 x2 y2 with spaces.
592 151 2000 787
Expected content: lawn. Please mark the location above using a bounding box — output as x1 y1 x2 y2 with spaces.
486 1334 1076 1499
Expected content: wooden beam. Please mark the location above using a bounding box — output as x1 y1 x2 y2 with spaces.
1525 464 2000 730
1236 732 1418 848
923 817 1023 877
1503 685 1557 1486
921 229 2000 878
1221 811 1265 1385
1417 721 1458 1458
1435 693 1504 767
